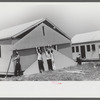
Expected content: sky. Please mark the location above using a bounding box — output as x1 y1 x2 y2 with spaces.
0 3 100 38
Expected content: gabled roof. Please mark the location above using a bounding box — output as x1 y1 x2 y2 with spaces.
0 18 44 40
13 23 70 50
0 18 70 40
71 30 100 44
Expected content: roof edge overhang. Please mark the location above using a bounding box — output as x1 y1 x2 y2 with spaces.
0 37 12 41
12 18 71 40
12 18 45 38
0 18 71 41
44 18 71 40
72 40 100 45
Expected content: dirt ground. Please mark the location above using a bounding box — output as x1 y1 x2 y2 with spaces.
1 62 100 81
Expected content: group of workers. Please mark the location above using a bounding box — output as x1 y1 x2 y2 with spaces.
36 46 56 73
10 45 56 76
10 47 83 77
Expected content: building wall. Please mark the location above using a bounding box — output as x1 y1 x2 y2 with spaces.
0 39 12 45
0 22 71 74
72 42 100 60
0 43 72 75
12 39 20 44
13 23 70 50
58 43 72 59
17 43 72 72
0 45 14 75
0 46 37 74
18 48 37 71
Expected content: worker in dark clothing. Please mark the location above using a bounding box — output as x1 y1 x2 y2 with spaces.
13 51 22 76
77 54 82 65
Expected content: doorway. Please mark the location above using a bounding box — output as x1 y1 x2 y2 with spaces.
80 45 86 58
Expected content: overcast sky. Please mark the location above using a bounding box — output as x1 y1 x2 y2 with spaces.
0 3 100 38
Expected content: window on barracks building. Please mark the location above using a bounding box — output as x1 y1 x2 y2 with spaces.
76 46 79 52
92 44 95 51
87 45 90 52
72 47 75 53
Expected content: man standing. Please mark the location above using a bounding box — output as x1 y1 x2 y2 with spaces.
13 51 22 76
77 54 82 65
36 47 45 73
44 46 53 71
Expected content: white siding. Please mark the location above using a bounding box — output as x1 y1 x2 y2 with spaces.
58 43 72 59
0 45 14 75
72 45 81 60
13 23 70 50
72 42 100 60
18 48 37 71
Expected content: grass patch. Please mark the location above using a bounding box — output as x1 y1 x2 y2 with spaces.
2 62 100 81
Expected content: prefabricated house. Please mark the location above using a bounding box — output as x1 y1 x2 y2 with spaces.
0 18 76 76
71 31 100 60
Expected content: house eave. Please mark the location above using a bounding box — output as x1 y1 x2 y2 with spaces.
44 18 71 40
12 18 71 40
0 18 71 41
72 40 100 45
12 18 45 39
0 37 12 41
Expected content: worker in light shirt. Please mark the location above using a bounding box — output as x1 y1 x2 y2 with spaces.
44 46 53 71
36 47 45 73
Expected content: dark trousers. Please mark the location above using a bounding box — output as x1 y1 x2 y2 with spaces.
47 59 53 71
14 63 21 76
78 60 82 65
38 60 45 73
77 58 82 65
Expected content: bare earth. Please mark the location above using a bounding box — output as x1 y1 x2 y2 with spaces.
1 62 100 81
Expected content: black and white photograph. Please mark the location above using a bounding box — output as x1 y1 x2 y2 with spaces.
0 2 100 81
